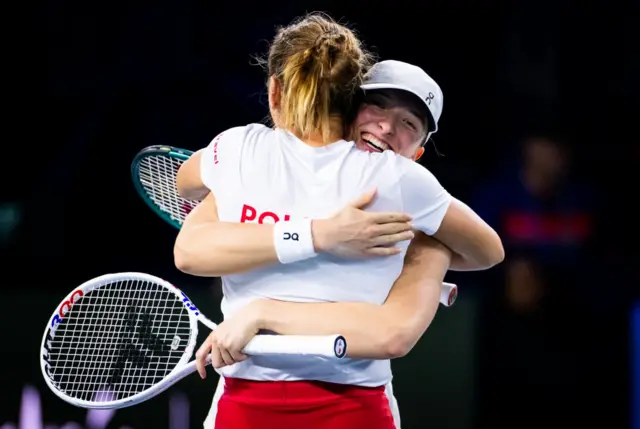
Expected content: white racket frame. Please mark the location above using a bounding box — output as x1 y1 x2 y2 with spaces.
40 272 346 409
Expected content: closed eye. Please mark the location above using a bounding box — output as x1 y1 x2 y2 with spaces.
404 119 416 130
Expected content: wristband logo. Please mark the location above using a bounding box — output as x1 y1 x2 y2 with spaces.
283 232 299 241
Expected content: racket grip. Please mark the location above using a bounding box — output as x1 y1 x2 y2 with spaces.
440 282 458 307
242 334 347 359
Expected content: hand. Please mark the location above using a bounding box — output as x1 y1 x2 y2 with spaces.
312 188 414 258
195 302 262 377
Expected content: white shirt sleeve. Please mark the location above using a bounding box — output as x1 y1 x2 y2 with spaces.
397 157 452 235
199 126 247 193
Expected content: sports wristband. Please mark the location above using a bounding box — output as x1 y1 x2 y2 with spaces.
273 218 317 264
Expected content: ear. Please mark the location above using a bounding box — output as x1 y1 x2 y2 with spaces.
268 75 282 127
268 75 281 111
413 146 425 161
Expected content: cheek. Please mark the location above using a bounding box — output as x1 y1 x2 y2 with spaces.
354 109 377 127
354 117 369 130
395 133 417 157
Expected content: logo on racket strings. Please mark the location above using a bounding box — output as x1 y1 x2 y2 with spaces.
50 289 84 328
108 306 174 385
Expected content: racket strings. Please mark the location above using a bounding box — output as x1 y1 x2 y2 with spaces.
137 155 198 225
45 280 192 402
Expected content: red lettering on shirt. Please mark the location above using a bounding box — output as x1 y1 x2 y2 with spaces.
212 133 223 165
240 204 291 224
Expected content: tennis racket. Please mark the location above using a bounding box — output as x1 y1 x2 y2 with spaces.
40 272 347 409
130 145 458 307
131 145 196 229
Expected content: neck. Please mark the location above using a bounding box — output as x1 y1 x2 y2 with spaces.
289 118 345 148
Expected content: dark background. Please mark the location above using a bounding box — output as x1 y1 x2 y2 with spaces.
3 0 638 428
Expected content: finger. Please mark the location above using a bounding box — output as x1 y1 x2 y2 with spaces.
370 221 413 236
348 188 377 209
363 246 403 256
210 344 226 369
370 231 415 246
371 212 412 224
229 348 248 363
195 342 211 379
219 346 236 367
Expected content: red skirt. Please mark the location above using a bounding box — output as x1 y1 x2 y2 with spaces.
214 377 397 429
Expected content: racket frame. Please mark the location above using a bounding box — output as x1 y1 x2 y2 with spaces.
40 272 202 409
41 272 346 409
131 145 194 230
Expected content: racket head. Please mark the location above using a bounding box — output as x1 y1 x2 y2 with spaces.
40 272 200 409
131 145 199 230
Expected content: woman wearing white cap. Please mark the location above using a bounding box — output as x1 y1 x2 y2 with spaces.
175 13 503 429
192 59 467 429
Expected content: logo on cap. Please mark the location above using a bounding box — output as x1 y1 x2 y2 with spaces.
426 92 435 105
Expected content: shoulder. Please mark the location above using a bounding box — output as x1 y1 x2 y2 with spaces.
209 123 271 145
204 123 274 160
394 155 437 181
342 147 407 187
346 145 398 166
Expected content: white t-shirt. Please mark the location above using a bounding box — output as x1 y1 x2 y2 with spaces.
200 123 451 387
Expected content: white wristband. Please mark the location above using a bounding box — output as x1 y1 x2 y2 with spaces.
273 219 317 264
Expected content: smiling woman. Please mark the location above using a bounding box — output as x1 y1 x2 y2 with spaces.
352 60 443 160
354 89 429 156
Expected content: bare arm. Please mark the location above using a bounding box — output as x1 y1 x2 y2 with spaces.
174 193 281 276
174 192 414 277
399 159 504 272
433 197 504 271
176 150 210 201
249 232 452 359
175 155 283 276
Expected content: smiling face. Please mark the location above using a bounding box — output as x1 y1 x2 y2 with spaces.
351 89 430 160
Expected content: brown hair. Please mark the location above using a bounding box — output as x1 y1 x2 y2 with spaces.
264 13 373 143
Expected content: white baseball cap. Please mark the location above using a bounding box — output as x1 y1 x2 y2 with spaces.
360 60 443 134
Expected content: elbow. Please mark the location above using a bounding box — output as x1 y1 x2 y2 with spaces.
380 326 417 359
175 171 189 198
176 180 201 201
464 227 505 270
173 243 219 277
176 172 207 200
174 243 230 277
173 245 196 275
177 186 203 202
493 243 506 266
484 231 505 268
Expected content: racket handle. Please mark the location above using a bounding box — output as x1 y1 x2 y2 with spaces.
440 282 458 307
242 334 347 359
